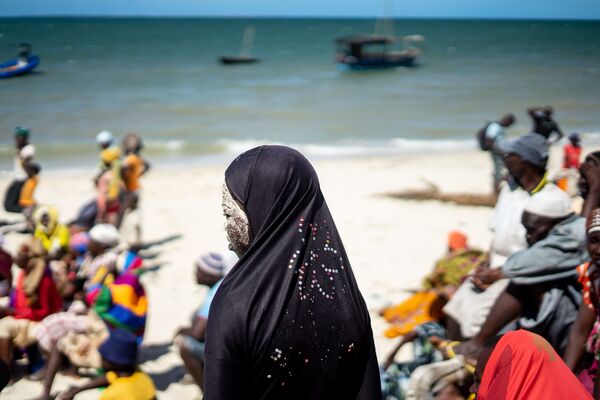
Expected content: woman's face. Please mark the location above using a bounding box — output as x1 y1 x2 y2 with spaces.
222 183 250 257
588 231 600 265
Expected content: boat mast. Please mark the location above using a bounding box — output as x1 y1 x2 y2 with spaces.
239 26 256 57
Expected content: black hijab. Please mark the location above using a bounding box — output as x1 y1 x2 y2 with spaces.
205 146 381 399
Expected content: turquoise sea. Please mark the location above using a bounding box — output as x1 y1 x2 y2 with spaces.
1 18 599 169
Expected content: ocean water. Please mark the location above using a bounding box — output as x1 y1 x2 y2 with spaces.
1 17 599 169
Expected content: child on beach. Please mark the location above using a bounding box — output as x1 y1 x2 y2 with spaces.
18 162 41 228
174 252 227 392
56 328 156 400
120 133 150 245
96 147 123 226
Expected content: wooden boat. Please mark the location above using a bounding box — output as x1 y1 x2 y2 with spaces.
219 27 260 65
0 44 40 78
335 35 420 70
219 55 259 65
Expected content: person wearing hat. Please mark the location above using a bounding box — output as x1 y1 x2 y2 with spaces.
174 252 231 392
456 184 587 358
56 328 156 400
4 126 36 213
77 223 121 292
0 238 62 373
443 133 553 341
96 130 115 151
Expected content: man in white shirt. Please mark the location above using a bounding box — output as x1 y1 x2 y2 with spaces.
4 127 36 213
444 133 550 340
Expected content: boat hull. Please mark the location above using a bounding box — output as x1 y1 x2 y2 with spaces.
0 56 40 78
337 53 417 70
219 56 259 65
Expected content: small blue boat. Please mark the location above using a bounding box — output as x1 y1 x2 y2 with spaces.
0 44 40 79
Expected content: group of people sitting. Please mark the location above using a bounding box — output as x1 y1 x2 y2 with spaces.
380 129 600 399
0 127 160 398
0 126 244 399
3 118 600 399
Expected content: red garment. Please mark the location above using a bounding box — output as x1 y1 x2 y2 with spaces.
13 270 62 321
563 144 582 169
477 330 592 400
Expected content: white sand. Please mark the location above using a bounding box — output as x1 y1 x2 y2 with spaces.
0 147 571 399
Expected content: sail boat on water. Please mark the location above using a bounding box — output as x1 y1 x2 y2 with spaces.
219 27 260 65
334 1 424 70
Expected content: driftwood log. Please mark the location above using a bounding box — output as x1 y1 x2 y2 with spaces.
383 181 497 208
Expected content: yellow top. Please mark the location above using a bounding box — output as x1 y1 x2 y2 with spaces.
19 176 38 207
100 371 156 400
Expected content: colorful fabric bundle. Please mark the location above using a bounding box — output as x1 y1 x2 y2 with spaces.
93 273 147 340
117 250 144 274
382 291 446 338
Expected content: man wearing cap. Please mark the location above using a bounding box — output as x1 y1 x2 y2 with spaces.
4 126 36 213
443 133 554 340
174 252 231 392
457 184 587 356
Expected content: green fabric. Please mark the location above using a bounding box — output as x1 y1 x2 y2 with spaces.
422 249 487 289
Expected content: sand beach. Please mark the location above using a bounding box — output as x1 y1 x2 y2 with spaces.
0 145 578 399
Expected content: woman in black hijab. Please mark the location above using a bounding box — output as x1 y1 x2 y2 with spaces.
205 146 382 399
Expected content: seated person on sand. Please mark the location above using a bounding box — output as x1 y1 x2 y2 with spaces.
561 154 600 396
33 206 70 260
380 231 486 400
563 208 600 397
0 238 62 375
75 224 120 295
404 186 587 399
443 133 550 341
33 226 147 399
0 236 13 302
55 328 156 400
174 252 229 392
473 330 591 400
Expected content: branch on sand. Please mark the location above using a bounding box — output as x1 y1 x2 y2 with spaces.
383 180 497 208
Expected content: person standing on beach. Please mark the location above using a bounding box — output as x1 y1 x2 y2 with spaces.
483 114 516 195
205 145 382 399
119 133 150 244
4 126 36 213
528 106 564 144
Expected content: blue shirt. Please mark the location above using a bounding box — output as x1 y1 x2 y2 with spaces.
196 279 223 319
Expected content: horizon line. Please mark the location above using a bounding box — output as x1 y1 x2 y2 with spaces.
1 15 599 22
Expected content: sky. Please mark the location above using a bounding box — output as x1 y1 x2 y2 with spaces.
1 0 600 19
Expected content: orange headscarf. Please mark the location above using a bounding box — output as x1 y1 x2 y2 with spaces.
477 330 592 400
448 230 468 252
